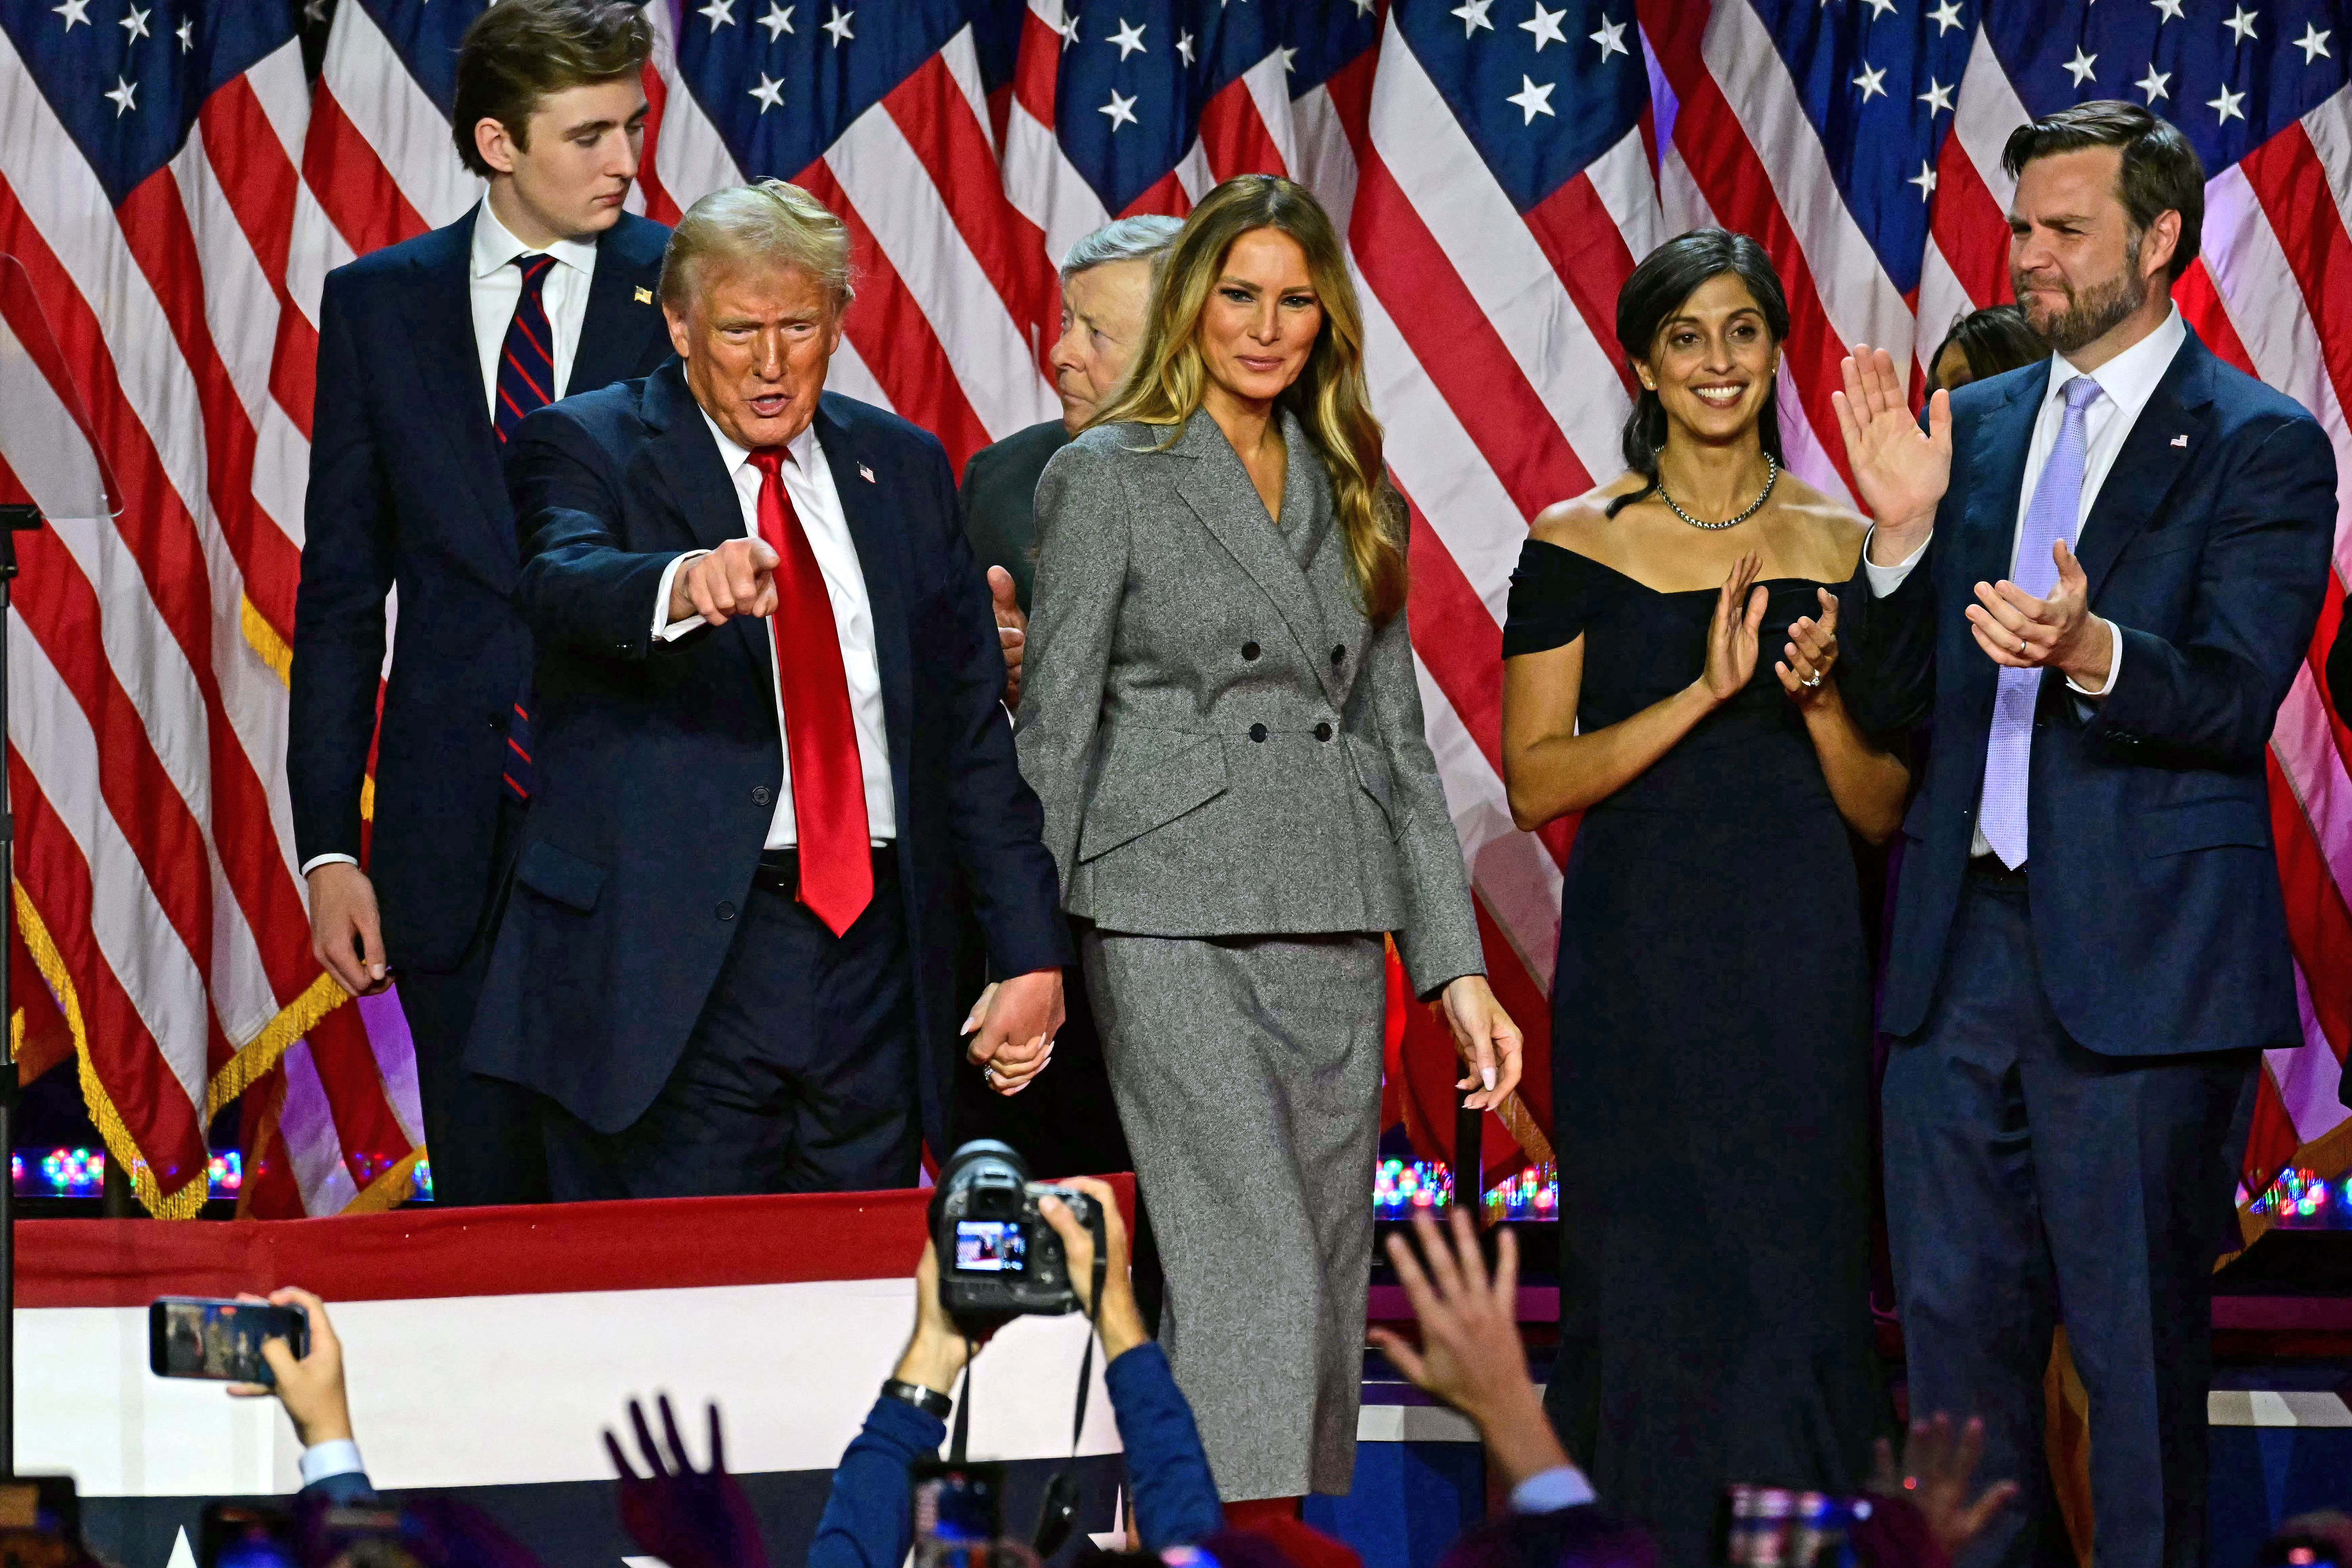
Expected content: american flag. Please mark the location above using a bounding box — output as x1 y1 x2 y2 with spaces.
0 0 2344 1217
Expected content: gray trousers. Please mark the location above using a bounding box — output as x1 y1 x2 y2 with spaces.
1082 928 1386 1501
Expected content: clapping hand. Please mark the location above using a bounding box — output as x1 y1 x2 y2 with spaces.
1966 538 2112 690
1701 551 1768 704
1832 343 1950 561
1774 587 1843 708
989 567 1027 710
1867 1412 2019 1564
605 1395 771 1568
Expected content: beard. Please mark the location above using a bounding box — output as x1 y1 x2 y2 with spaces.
2015 238 2149 354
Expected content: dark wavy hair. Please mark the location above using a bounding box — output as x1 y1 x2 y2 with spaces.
1606 229 1791 519
1928 303 2045 389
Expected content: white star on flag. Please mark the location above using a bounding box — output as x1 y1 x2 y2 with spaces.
1909 160 1938 200
758 3 793 39
119 4 150 41
1852 62 1887 101
1862 0 1894 17
2295 22 2331 62
1174 28 1193 61
2208 82 2245 122
1277 44 1295 71
1589 14 1627 60
697 0 734 27
2150 0 2183 19
2064 47 2097 86
1107 17 1145 57
1507 73 1555 123
104 74 136 115
822 5 853 43
51 0 89 30
2224 5 2258 43
175 15 191 48
1451 0 1493 35
1928 0 1963 33
1917 77 1954 114
1099 88 1138 130
1519 2 1566 51
1351 0 1373 15
748 71 784 111
2136 64 2171 101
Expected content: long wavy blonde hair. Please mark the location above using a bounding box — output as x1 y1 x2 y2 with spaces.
1091 175 1408 624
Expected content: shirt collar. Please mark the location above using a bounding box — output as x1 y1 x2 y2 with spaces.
2046 303 2185 421
469 199 600 281
696 405 823 477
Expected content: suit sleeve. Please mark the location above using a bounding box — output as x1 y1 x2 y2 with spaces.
287 270 396 869
1837 539 1939 741
508 408 700 660
1013 441 1130 892
1366 552 1484 998
921 437 1072 978
2087 415 2337 768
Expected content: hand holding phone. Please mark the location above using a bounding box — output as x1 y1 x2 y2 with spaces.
152 1288 353 1449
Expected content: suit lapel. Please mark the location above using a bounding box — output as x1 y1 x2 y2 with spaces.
2074 337 2214 606
643 365 770 686
1171 412 1340 697
814 396 912 777
567 215 669 397
402 216 509 539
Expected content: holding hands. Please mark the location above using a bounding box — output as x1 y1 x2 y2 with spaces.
1833 344 1951 562
1441 975 1524 1111
960 969 1065 1095
989 567 1027 709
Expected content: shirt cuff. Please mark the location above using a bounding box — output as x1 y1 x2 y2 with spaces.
2063 618 2124 697
299 1439 366 1487
1510 1464 1598 1515
653 551 712 642
1861 527 1930 598
300 854 360 877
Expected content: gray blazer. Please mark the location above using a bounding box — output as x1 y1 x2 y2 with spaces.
1015 408 1484 997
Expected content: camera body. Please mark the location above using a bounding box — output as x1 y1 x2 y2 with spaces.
930 1140 1105 1324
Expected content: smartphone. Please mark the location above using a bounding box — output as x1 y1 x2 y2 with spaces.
149 1298 307 1384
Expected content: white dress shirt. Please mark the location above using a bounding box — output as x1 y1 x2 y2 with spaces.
298 1438 366 1487
651 412 897 848
299 202 603 881
468 199 599 419
1865 305 2186 858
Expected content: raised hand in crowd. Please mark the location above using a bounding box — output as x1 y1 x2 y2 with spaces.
1700 551 1769 705
989 566 1027 710
227 1287 352 1450
604 1395 771 1568
1441 977 1524 1112
307 863 389 998
1865 1412 2019 1567
1774 587 1843 709
1368 1209 1571 1495
1832 344 1951 563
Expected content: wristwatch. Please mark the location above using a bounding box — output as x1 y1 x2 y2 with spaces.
881 1377 954 1419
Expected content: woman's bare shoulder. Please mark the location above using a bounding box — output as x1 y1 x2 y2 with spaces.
1771 472 1870 569
1529 476 1646 551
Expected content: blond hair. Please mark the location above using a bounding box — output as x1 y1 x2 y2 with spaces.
658 180 855 314
1093 175 1407 624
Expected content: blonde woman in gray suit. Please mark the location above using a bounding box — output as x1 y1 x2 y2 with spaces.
1014 174 1524 1514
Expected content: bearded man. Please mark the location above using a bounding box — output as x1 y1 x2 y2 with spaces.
1832 102 2336 1568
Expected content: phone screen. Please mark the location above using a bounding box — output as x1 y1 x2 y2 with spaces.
150 1300 303 1383
953 1220 1024 1274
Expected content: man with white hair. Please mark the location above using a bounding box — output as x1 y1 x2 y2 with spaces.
468 180 1070 1199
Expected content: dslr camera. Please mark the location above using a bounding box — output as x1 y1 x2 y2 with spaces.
929 1140 1106 1324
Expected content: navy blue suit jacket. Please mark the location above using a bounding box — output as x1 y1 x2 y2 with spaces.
288 209 673 971
1845 330 2336 1056
466 362 1072 1144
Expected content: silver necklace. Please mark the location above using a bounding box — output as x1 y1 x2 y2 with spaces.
1657 454 1779 531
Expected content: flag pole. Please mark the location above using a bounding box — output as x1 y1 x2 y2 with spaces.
0 502 32 1479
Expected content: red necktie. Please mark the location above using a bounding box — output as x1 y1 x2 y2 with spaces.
748 446 873 937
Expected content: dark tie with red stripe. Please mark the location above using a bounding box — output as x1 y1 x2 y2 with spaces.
748 446 872 937
496 252 558 801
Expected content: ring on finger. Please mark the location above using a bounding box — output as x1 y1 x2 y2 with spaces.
1801 669 1824 690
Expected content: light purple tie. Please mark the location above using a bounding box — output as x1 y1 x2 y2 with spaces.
1979 374 2102 869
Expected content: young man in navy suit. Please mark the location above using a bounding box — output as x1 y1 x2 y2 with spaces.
1836 103 2337 1568
289 0 674 1206
469 182 1069 1200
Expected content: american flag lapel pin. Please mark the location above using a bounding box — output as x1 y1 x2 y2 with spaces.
858 462 876 483
2171 434 2188 447
634 286 653 304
